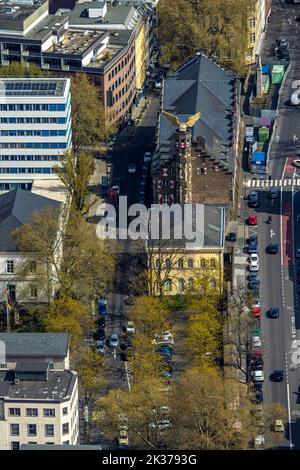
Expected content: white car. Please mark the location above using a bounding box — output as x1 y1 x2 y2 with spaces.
254 435 265 448
118 429 129 446
111 185 120 193
128 163 136 174
249 253 259 272
252 335 262 348
125 321 135 334
253 370 264 382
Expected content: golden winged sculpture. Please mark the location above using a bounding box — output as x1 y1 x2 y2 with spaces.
162 110 203 132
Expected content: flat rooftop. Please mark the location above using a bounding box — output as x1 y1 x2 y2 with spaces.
0 0 47 31
0 369 75 400
0 78 68 97
46 29 105 55
68 1 138 28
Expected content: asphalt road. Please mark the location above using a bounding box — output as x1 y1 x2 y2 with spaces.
246 0 300 449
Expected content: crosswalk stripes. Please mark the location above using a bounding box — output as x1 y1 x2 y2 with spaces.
245 178 300 189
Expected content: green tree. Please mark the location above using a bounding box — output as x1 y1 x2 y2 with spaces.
54 150 94 214
76 347 106 403
158 0 249 75
0 62 48 77
129 296 169 337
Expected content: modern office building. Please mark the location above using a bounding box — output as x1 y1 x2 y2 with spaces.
0 333 79 450
0 78 72 191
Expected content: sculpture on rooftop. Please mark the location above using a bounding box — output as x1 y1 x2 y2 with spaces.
162 110 203 132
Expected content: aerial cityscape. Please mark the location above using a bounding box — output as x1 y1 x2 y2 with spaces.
0 0 300 454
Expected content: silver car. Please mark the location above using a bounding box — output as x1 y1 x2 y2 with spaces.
109 333 119 349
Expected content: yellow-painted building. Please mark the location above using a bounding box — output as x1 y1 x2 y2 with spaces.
245 0 265 65
150 249 224 296
135 21 147 91
147 205 226 296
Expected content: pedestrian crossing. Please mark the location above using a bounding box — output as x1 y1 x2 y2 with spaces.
245 178 300 189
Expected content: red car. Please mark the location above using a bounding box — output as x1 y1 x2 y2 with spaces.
252 307 261 318
248 215 258 226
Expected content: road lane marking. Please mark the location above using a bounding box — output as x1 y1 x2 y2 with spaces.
124 361 131 391
287 381 293 450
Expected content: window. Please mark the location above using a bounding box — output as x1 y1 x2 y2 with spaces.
0 363 7 368
28 442 37 444
27 424 37 436
63 440 69 445
188 278 194 290
178 259 184 269
200 259 206 268
29 261 37 273
165 259 171 269
249 33 256 43
210 259 216 268
63 407 68 416
188 258 194 268
45 424 54 437
247 47 254 57
165 279 172 292
248 18 255 28
11 442 20 450
6 260 14 273
30 285 38 298
62 423 69 435
43 409 55 417
10 424 19 436
26 408 38 417
178 279 185 292
9 408 20 417
210 278 217 289
155 259 161 268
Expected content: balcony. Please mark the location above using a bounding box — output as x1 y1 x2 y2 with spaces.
42 63 50 70
1 60 9 66
1 49 9 55
62 64 70 71
21 50 29 57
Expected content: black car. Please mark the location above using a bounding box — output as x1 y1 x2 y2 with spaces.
248 191 259 208
266 243 279 254
97 316 106 328
96 328 106 341
276 47 290 60
267 307 279 319
270 369 284 382
248 235 258 254
251 362 263 371
249 272 259 283
254 382 263 392
269 188 279 199
226 232 237 242
249 280 260 291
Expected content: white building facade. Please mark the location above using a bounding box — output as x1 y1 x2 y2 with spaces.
0 78 72 191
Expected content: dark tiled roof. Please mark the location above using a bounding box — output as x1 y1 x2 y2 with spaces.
159 53 238 169
0 189 60 251
0 333 70 357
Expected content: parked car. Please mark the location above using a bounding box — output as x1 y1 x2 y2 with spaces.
276 38 289 48
248 236 258 254
267 307 279 319
125 321 136 335
253 370 264 382
248 191 259 208
277 47 290 60
157 346 173 356
252 306 261 318
248 215 258 226
254 435 265 448
291 88 300 106
266 244 279 254
270 369 284 382
296 248 300 258
255 390 264 403
97 316 106 328
252 335 262 348
226 232 237 242
128 163 136 174
96 339 105 354
109 333 119 349
274 420 284 432
117 429 129 447
144 152 152 163
96 328 105 341
249 253 259 272
269 188 280 199
292 159 300 169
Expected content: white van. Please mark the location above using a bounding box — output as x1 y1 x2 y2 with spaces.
291 88 300 105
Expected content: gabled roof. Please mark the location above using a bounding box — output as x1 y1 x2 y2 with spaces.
0 189 61 251
159 53 238 166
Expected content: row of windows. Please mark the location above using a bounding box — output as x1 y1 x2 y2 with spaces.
155 258 218 269
0 168 54 174
0 130 67 137
108 46 135 81
9 407 67 417
0 104 67 112
162 277 217 292
11 441 69 450
10 422 69 437
0 117 67 124
0 142 67 149
0 155 58 161
110 61 135 91
0 183 32 191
